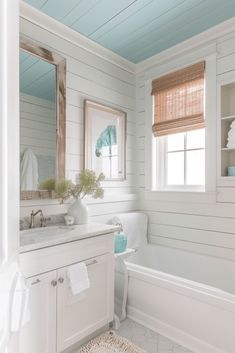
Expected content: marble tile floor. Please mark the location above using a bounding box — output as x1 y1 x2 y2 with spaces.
117 318 194 353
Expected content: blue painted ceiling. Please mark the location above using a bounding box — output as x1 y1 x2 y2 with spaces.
23 0 235 63
20 51 56 101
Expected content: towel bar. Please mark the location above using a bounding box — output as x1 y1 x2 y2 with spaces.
85 259 98 267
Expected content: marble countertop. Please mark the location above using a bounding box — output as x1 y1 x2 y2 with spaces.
20 222 119 253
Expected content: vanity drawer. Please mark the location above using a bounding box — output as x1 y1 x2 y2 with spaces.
20 233 114 278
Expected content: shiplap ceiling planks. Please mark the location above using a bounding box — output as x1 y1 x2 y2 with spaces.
20 51 56 101
23 0 235 63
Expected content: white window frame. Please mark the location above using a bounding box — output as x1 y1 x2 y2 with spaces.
156 130 205 191
144 50 217 202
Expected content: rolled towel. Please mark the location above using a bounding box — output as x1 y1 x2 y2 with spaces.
67 262 90 295
227 141 235 148
109 212 148 250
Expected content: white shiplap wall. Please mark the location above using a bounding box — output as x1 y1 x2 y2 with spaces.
136 28 235 261
20 94 56 158
20 93 57 183
20 14 137 221
20 8 235 260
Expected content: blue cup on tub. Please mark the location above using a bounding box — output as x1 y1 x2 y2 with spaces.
228 166 235 176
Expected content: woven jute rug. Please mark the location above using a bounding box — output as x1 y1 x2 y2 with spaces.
77 331 146 353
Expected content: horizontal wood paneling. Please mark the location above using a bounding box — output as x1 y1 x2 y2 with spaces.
149 235 235 261
137 31 235 260
20 194 138 219
140 197 235 218
20 17 137 219
147 211 235 235
67 57 134 98
20 93 56 157
217 53 235 75
66 88 136 123
148 223 235 249
67 72 134 110
20 12 235 260
20 100 55 117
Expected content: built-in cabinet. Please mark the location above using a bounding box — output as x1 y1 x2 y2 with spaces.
218 79 235 186
19 232 114 353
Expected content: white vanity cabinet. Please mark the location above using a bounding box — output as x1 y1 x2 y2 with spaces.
19 227 115 353
57 253 114 352
19 271 57 353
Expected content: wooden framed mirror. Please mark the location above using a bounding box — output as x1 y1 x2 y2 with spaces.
20 36 66 200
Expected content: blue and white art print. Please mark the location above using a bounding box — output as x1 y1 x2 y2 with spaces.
84 100 126 180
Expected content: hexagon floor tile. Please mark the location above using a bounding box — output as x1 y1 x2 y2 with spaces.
117 318 195 353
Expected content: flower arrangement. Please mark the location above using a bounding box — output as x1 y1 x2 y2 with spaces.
43 169 105 204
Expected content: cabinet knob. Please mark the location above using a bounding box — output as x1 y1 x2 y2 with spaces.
51 280 57 287
58 277 64 284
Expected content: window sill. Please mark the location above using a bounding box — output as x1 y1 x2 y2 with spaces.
142 189 216 204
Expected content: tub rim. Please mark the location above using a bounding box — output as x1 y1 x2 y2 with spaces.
125 261 235 314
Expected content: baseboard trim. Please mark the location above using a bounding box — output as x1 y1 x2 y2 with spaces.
127 305 227 353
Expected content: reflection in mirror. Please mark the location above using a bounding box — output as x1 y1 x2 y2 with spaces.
20 50 57 191
19 37 66 200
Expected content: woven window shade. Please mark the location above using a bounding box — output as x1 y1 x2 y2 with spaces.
152 61 205 137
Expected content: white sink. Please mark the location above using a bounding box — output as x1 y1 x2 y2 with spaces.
20 223 119 253
20 226 75 248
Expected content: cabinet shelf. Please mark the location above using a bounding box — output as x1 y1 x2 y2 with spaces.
219 82 235 178
221 115 235 121
219 175 235 180
221 147 235 151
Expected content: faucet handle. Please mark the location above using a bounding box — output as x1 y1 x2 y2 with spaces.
40 216 51 227
20 219 24 230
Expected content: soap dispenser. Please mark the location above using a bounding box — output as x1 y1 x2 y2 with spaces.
114 224 127 254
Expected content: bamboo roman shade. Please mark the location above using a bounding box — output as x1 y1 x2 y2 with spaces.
152 61 205 137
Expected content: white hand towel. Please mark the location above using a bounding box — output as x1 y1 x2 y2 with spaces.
20 148 39 190
67 263 90 295
10 272 31 332
0 263 19 350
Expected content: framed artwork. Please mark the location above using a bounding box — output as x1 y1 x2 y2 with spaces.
84 100 126 180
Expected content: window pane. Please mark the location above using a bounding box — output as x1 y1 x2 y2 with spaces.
101 146 110 157
186 150 205 185
186 129 205 149
167 132 184 152
101 145 118 178
167 152 184 185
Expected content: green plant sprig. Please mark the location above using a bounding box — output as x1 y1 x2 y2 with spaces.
42 169 105 204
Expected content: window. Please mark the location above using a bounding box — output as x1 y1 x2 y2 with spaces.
152 62 205 190
157 129 205 189
100 145 118 179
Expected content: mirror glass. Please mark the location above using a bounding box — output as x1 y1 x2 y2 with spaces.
20 50 57 191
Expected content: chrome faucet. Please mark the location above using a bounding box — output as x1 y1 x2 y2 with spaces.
29 209 44 228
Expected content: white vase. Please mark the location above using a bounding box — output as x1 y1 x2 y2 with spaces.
67 198 88 225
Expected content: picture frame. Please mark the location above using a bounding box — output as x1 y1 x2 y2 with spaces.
84 100 126 181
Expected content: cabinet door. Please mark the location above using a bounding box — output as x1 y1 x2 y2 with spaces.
19 271 57 353
57 253 114 352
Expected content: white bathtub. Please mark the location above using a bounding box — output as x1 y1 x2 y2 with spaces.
124 244 235 353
